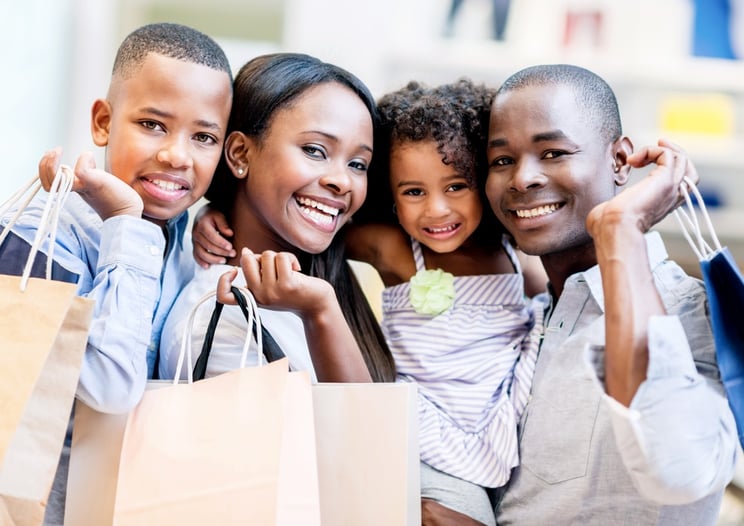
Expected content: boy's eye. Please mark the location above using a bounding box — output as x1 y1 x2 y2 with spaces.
194 133 218 145
302 145 327 159
140 120 164 132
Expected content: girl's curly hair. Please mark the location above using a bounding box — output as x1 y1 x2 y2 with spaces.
355 78 505 243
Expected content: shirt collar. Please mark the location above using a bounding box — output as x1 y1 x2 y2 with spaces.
576 231 668 314
164 210 189 251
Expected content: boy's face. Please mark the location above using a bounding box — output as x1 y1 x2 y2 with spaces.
91 53 232 225
389 139 483 254
485 83 624 258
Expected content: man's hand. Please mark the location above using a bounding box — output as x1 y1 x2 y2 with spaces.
38 147 143 221
587 139 698 237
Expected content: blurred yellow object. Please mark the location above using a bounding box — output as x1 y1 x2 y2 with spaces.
659 93 735 136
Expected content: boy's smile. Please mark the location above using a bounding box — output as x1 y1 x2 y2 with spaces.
92 53 232 226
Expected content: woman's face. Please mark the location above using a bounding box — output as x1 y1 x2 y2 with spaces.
233 82 373 254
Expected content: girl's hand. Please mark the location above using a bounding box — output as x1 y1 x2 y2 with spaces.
192 205 236 268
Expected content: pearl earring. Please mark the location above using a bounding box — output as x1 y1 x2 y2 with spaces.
237 168 244 175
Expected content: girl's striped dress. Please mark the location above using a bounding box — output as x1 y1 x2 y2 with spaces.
381 236 544 487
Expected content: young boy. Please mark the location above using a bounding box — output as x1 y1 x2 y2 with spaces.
3 23 233 525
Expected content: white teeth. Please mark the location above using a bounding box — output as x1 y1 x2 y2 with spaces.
296 196 340 217
152 179 184 192
428 224 457 233
301 207 333 225
516 204 559 218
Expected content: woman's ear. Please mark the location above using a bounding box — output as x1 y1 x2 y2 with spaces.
611 136 634 187
90 99 111 147
224 131 252 179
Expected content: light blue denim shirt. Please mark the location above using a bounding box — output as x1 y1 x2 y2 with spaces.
495 231 737 526
4 192 195 414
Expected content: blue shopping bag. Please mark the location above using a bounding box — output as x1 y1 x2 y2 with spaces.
676 178 744 447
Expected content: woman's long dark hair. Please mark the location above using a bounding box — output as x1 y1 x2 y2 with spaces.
206 53 396 382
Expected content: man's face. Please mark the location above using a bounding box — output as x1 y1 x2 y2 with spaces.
485 83 623 258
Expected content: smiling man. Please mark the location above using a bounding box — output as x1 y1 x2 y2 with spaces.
421 64 737 525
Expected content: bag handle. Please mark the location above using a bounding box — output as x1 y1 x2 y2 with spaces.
673 176 722 262
192 286 286 381
0 166 74 289
173 286 263 385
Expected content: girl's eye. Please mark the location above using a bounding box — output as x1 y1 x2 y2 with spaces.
194 133 218 145
403 188 424 197
302 145 327 159
447 182 469 192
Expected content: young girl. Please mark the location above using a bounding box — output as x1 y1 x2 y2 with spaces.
193 78 546 525
159 53 396 384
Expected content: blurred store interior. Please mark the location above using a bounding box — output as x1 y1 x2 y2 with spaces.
3 0 744 272
2 0 744 522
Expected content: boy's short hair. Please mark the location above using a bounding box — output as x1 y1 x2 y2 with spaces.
497 64 621 143
112 22 232 81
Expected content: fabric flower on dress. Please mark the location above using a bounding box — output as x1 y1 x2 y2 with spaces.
409 268 455 316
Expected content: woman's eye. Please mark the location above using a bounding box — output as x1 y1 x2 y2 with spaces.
543 150 566 159
349 160 368 172
303 145 327 159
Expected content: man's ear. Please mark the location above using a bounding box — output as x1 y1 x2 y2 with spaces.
611 136 634 187
90 99 111 147
224 131 252 179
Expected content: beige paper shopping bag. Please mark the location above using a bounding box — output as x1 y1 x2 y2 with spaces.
0 283 93 525
313 382 420 526
68 288 321 526
112 359 290 525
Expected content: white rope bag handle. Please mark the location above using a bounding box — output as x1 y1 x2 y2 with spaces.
673 175 722 262
0 166 75 290
173 286 264 385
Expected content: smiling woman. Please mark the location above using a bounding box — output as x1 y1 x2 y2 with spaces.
159 52 396 385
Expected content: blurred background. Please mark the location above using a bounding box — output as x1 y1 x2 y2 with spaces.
2 0 744 274
2 0 744 522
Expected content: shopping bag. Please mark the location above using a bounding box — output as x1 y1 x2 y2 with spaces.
0 169 94 525
313 381 420 526
674 177 744 447
66 288 320 526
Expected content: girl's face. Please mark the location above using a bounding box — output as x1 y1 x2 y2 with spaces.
390 139 483 254
233 82 373 254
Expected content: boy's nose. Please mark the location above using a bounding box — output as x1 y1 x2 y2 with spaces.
157 139 193 169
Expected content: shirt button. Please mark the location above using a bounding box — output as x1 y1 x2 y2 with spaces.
149 245 159 256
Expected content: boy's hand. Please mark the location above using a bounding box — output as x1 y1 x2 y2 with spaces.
192 205 236 268
586 139 698 237
39 147 143 220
